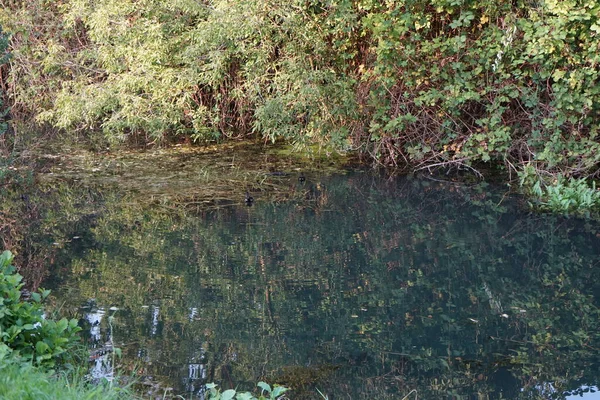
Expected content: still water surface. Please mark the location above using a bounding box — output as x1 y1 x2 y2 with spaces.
40 171 600 399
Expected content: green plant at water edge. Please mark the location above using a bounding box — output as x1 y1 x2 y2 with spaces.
0 250 82 366
206 381 289 400
540 178 600 215
519 165 600 215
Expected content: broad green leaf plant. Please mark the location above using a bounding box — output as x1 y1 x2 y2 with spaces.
0 250 81 366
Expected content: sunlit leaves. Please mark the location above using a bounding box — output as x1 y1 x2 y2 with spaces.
3 0 600 203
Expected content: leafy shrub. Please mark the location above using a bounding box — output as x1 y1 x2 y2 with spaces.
0 250 82 366
541 178 600 214
1 0 600 192
519 165 600 215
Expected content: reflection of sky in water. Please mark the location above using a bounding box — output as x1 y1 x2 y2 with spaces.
186 362 207 396
533 383 600 399
151 305 159 336
89 351 113 382
189 307 198 321
85 307 105 342
566 387 600 399
84 306 114 382
81 302 209 398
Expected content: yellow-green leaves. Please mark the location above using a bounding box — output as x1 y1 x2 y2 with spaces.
2 0 600 188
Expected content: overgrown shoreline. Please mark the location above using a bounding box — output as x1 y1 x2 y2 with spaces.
2 4 600 396
1 1 600 210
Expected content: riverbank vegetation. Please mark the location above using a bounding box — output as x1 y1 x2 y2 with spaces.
0 249 131 398
0 361 135 400
0 250 81 366
0 0 599 211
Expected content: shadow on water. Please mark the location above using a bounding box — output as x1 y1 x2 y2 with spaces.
3 151 600 399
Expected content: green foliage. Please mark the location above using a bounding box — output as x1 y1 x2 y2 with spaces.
519 167 600 215
0 360 135 400
1 0 600 208
22 0 359 147
0 25 7 65
542 179 600 213
0 250 82 367
206 382 289 400
0 1 71 126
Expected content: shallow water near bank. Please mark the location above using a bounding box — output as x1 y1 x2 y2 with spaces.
6 149 600 399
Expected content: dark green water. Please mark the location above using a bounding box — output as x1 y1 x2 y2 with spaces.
11 171 600 399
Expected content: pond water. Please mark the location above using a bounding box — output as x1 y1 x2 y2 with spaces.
9 162 600 399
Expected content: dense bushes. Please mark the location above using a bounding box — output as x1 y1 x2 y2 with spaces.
0 1 599 194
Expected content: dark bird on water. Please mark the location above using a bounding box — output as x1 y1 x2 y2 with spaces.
245 191 254 206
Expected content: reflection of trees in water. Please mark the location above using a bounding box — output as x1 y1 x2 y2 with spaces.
0 183 102 291
11 173 600 398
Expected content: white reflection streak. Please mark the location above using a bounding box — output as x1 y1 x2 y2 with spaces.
89 351 114 382
86 308 106 342
189 307 198 321
189 363 201 380
84 307 113 382
186 362 207 397
151 305 160 336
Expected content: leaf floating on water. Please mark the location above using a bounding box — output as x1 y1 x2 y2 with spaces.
468 318 479 323
501 314 509 318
